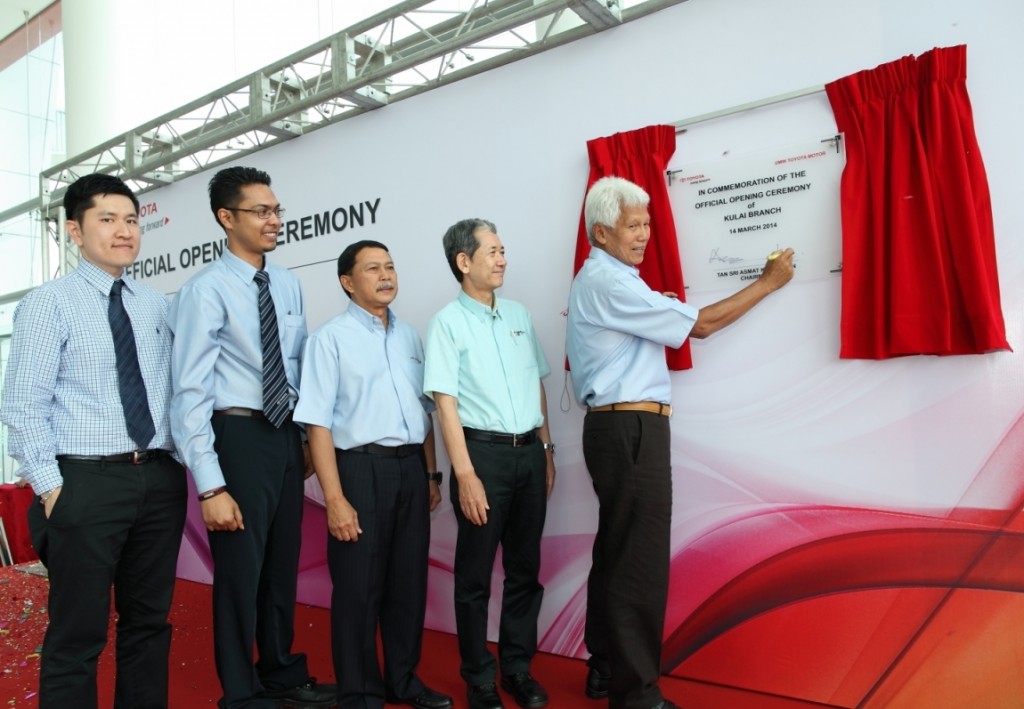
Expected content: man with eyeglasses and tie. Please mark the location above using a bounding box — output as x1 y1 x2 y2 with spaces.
0 173 187 709
169 166 335 708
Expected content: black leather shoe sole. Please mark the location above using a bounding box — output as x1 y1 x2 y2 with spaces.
499 678 548 709
276 698 337 709
585 668 610 700
467 683 504 709
389 690 454 709
266 680 337 708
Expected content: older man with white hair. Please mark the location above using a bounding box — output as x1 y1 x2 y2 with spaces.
567 176 795 709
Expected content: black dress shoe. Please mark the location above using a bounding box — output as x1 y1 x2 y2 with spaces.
585 666 610 699
467 682 504 709
652 701 681 709
264 677 337 707
392 686 454 709
500 672 548 709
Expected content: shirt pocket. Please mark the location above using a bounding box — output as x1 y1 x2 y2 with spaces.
504 329 541 378
128 307 173 367
281 314 306 359
393 343 426 394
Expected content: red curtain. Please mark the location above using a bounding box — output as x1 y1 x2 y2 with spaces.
825 45 1009 359
572 124 692 370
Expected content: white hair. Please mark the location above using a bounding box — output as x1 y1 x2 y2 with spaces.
584 176 650 245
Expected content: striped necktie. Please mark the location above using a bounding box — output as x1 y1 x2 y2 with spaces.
108 279 156 448
253 270 290 427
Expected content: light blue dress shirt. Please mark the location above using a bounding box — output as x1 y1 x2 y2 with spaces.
294 302 432 449
168 249 307 493
0 259 175 495
566 247 699 408
424 291 549 435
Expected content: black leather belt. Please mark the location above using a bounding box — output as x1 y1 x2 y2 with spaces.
214 407 292 424
57 450 171 465
348 443 422 458
463 427 537 448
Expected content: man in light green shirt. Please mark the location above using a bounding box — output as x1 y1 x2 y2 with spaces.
424 218 556 709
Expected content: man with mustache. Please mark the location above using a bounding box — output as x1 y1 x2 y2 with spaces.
295 240 453 709
567 176 795 709
424 219 556 709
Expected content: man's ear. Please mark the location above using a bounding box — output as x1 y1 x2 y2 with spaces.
339 274 353 295
456 252 471 274
216 208 234 232
592 224 608 246
66 219 83 247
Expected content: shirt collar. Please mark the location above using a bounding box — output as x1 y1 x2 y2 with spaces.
77 258 125 295
457 290 503 321
346 301 394 334
220 248 261 284
590 246 640 277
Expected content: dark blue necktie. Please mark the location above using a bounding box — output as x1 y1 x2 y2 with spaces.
253 270 290 428
108 280 155 449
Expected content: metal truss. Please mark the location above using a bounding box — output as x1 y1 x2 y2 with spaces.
37 0 683 208
0 0 685 283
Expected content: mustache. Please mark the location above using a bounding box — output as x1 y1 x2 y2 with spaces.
376 281 395 291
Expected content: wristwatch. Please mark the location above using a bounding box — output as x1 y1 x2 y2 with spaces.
426 471 442 484
542 442 556 454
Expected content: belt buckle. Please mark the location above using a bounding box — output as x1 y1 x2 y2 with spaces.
131 450 148 465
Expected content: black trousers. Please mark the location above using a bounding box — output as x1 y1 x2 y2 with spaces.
209 415 310 709
583 411 672 709
451 437 547 686
328 447 430 709
28 454 187 709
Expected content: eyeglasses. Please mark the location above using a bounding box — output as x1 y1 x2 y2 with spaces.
226 206 286 220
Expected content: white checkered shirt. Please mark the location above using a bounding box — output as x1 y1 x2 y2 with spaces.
0 259 175 494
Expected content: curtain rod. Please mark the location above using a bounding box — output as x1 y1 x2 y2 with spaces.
674 84 825 133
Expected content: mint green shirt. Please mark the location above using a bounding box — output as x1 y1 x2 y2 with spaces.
424 291 549 435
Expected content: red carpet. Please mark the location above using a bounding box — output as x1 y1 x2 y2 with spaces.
0 563 701 708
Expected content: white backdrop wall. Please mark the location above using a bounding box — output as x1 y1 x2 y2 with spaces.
131 0 1024 695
